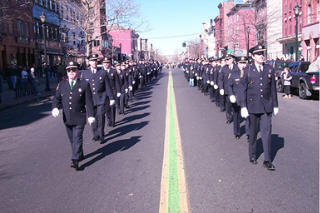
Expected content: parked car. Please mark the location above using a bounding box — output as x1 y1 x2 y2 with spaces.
288 61 319 99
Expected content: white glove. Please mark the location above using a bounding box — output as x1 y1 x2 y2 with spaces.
195 73 198 76
88 117 95 125
200 77 203 80
52 108 59 117
210 81 214 86
125 88 128 93
229 95 236 103
117 92 121 97
220 89 224 96
273 107 279 116
186 71 189 73
129 86 133 91
197 77 199 80
132 81 136 84
241 107 249 118
207 80 210 84
214 84 218 89
110 99 115 106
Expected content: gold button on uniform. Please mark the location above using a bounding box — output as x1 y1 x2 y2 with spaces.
69 97 72 99
260 83 263 86
260 89 263 92
260 95 263 98
69 107 72 109
69 102 72 104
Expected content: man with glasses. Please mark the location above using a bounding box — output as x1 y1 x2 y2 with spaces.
52 61 95 170
240 45 279 171
81 54 115 144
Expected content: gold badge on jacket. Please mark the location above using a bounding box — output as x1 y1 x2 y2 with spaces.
78 88 82 93
99 77 102 80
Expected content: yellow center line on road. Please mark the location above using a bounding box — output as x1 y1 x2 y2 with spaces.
159 70 190 213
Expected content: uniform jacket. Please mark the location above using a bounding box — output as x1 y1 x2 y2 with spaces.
117 70 129 93
80 68 114 106
218 64 236 95
52 78 94 126
227 65 245 106
104 67 120 95
240 63 279 114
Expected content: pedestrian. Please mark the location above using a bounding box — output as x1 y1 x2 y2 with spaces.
80 54 115 144
240 45 279 171
281 66 292 99
30 67 39 95
51 61 95 170
21 67 29 96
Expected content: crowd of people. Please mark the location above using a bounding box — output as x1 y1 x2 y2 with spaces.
180 44 279 171
52 55 162 170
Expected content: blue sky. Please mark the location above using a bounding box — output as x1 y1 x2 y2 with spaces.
135 0 221 56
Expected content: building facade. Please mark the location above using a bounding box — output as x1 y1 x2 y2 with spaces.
266 0 283 59
58 0 86 65
109 26 139 61
33 0 62 67
226 3 256 57
214 0 234 57
200 20 216 58
278 0 303 60
0 0 36 71
301 0 319 62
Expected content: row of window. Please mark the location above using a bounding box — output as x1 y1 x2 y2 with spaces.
0 19 31 38
34 0 58 13
59 4 85 26
33 20 59 40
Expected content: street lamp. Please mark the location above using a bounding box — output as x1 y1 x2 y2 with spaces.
247 26 250 58
40 12 50 91
294 3 301 61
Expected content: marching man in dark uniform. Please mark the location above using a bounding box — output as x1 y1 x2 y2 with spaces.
102 57 120 127
81 54 115 144
240 45 279 171
52 61 95 170
227 56 248 140
218 54 234 123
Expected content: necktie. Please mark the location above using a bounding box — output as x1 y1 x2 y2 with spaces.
260 65 263 72
70 80 74 90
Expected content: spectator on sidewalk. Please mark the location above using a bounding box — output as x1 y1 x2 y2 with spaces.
57 63 65 82
6 65 17 90
30 67 39 95
282 65 292 99
21 67 29 96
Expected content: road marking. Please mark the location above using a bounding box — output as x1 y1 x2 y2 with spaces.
159 71 190 213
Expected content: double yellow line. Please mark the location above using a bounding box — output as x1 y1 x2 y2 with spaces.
159 71 190 213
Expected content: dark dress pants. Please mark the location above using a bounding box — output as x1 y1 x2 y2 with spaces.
91 105 106 139
225 95 232 122
119 94 125 114
106 103 116 126
232 103 241 136
248 113 272 162
65 124 85 160
219 94 225 111
209 87 215 102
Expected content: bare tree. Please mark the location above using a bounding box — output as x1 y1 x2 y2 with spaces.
187 39 201 59
58 0 140 59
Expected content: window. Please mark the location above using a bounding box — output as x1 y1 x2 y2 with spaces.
60 4 63 18
317 3 320 21
17 19 24 37
73 32 75 45
25 22 29 37
34 0 38 4
44 0 48 8
285 21 287 35
308 5 312 24
49 0 52 10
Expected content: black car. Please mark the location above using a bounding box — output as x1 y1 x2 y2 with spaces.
288 61 319 99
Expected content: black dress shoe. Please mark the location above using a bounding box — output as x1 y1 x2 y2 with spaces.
263 161 275 171
235 135 240 140
250 158 258 165
92 136 99 141
71 160 79 170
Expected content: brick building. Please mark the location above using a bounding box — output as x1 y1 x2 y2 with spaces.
214 0 234 57
226 3 256 56
109 26 139 61
0 0 35 71
301 0 319 62
278 0 303 60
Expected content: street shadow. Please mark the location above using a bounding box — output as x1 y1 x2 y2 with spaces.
103 121 149 142
130 100 151 107
79 136 141 170
116 112 150 126
126 105 150 114
256 134 285 162
0 98 52 130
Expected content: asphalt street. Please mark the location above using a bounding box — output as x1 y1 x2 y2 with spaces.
0 68 319 213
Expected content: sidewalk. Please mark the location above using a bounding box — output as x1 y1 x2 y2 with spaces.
0 78 58 111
